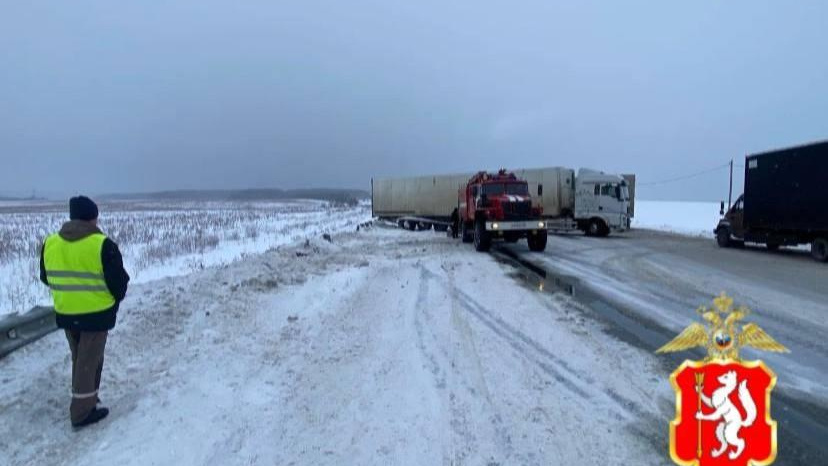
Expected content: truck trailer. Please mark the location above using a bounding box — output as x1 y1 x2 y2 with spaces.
371 173 469 231
715 140 828 262
372 167 632 236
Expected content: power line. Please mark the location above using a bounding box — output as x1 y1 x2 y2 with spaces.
638 162 731 186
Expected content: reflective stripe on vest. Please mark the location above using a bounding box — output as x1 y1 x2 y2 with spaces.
43 233 116 315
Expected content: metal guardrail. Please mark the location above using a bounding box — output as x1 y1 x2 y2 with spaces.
0 306 57 359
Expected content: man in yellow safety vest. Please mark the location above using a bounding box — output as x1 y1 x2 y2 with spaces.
39 196 130 429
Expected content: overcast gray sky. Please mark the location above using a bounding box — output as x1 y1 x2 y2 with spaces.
2 1 827 200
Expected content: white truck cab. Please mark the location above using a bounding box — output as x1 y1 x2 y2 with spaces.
574 169 631 236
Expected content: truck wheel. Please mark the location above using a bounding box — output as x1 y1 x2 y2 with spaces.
812 238 828 262
461 222 473 243
528 230 548 252
716 228 731 248
474 221 491 252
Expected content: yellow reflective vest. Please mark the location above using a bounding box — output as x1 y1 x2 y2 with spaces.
43 233 116 315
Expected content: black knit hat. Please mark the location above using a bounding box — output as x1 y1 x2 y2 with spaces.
69 196 99 221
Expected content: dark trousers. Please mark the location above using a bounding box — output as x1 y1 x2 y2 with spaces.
65 330 108 424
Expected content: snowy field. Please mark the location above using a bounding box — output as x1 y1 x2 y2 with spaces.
632 200 721 238
0 199 371 316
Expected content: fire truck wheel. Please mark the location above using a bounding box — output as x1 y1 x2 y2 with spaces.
474 221 491 252
461 222 473 243
528 230 548 252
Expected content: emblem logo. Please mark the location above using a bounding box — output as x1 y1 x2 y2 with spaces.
656 293 789 466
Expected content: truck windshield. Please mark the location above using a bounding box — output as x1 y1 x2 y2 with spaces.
506 184 529 195
620 185 629 201
599 183 627 201
481 184 529 196
481 184 505 195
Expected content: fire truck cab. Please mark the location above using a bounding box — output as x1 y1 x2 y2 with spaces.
458 170 548 252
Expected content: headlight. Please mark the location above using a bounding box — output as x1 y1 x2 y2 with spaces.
492 223 499 230
538 221 545 228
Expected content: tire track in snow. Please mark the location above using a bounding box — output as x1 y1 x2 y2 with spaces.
424 263 589 400
413 269 447 390
412 265 455 466
422 265 665 433
416 263 515 465
426 259 664 464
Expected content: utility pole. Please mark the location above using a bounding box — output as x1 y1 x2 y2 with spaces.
728 159 733 209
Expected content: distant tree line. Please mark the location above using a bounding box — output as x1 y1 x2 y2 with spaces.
99 188 368 205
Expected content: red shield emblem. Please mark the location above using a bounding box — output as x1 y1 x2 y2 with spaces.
669 359 777 466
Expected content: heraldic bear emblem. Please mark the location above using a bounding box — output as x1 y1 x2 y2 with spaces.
695 370 757 460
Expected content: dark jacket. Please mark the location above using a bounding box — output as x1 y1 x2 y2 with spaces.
39 221 130 331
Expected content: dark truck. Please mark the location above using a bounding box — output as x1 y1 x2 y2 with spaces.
715 140 828 262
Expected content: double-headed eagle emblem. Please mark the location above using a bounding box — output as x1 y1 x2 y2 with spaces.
659 293 788 465
656 292 789 360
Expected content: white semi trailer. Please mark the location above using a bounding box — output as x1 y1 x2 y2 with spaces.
372 167 633 236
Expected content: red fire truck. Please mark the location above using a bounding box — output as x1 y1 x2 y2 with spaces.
458 170 548 252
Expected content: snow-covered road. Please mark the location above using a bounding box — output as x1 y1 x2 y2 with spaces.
503 229 828 465
2 226 670 466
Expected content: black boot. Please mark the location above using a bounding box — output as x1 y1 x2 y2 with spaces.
72 407 109 429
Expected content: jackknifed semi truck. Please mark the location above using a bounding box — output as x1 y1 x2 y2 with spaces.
715 140 828 262
372 167 633 236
